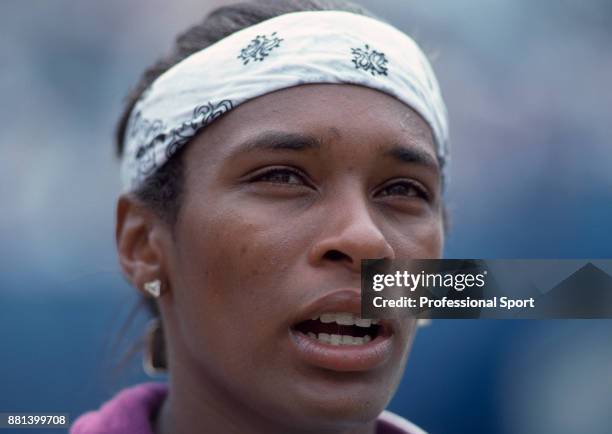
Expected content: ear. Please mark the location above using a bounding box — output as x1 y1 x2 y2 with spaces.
115 194 170 295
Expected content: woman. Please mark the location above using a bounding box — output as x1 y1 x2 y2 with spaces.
71 0 449 433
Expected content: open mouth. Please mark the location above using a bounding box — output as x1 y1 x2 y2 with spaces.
288 290 395 371
293 312 382 346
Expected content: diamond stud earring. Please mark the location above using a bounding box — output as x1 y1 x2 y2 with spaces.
417 319 431 327
144 279 161 298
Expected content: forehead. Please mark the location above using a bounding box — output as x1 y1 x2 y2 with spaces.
186 83 437 166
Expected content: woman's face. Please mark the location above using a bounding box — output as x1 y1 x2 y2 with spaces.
155 84 443 430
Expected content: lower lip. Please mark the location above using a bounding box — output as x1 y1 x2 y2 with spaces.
289 328 394 372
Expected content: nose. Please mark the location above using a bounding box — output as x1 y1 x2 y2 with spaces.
308 193 395 273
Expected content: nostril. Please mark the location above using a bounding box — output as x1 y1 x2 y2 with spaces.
323 249 351 262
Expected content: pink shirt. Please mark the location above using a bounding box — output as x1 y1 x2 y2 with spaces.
70 382 426 434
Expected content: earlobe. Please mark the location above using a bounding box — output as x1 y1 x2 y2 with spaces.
115 194 167 294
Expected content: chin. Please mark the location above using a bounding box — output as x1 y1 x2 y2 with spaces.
274 368 399 429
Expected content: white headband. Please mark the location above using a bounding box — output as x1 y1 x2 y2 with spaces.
121 10 449 192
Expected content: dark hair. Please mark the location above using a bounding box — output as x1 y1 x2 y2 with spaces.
114 0 382 375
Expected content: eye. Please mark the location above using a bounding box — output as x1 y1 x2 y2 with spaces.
376 179 431 201
249 167 309 186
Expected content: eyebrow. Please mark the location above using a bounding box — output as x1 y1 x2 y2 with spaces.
229 131 322 156
385 144 439 172
229 130 439 171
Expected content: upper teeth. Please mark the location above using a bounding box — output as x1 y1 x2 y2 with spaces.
311 312 380 327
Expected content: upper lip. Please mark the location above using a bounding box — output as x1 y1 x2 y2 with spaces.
291 288 395 335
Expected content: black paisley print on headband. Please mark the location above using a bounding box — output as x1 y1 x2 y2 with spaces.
130 100 234 180
238 32 284 65
350 44 388 76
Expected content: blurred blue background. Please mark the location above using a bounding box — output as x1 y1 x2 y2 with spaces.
1 1 611 433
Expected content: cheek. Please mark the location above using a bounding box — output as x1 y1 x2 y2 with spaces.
169 201 307 369
392 215 444 259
